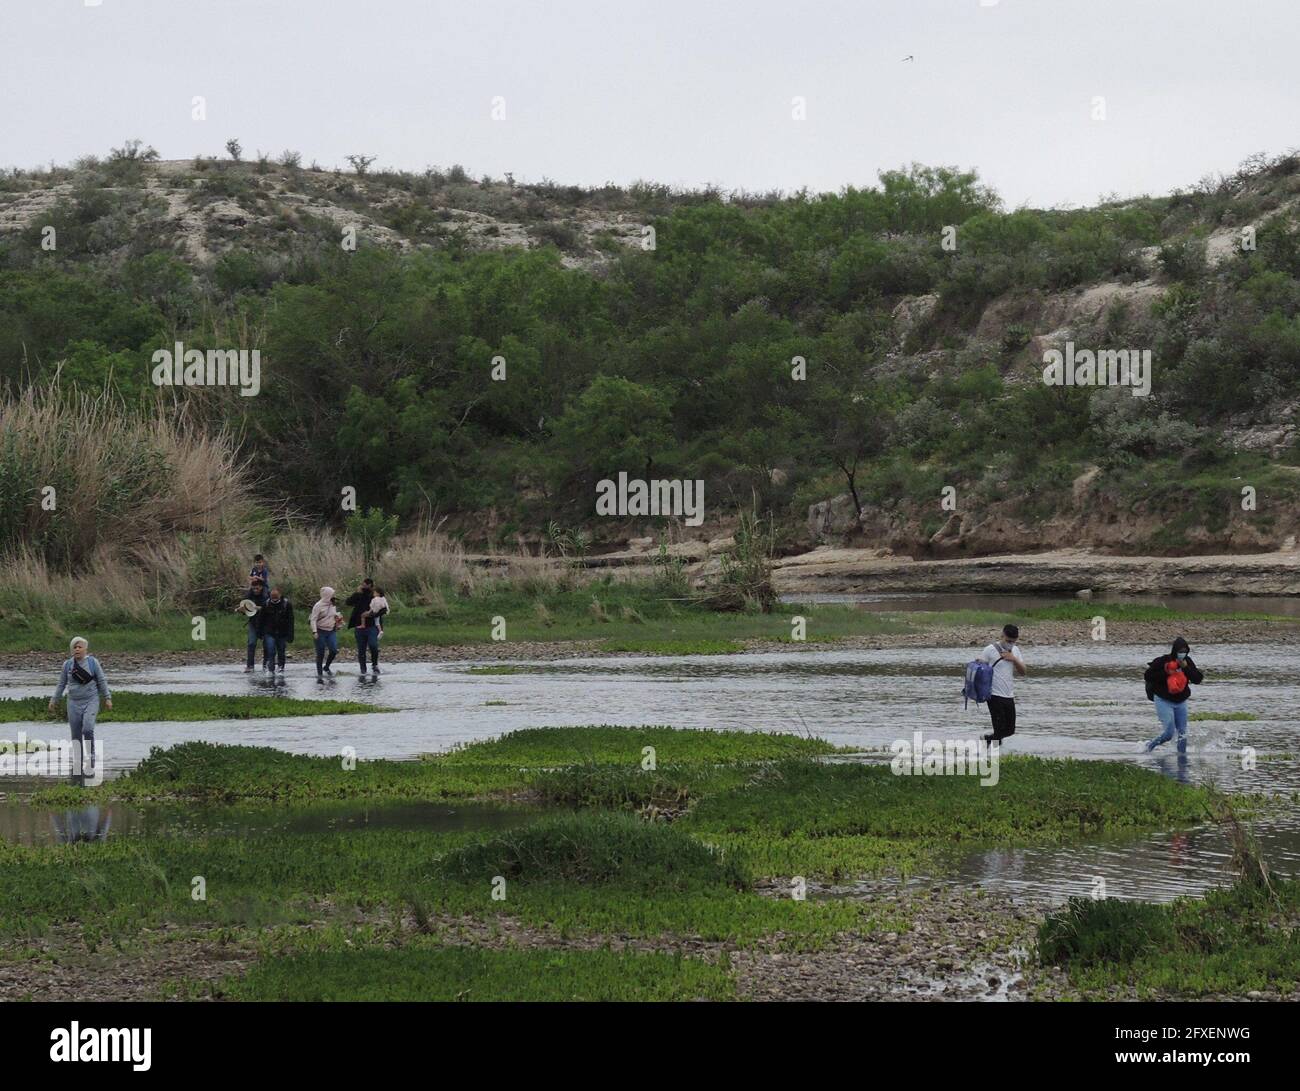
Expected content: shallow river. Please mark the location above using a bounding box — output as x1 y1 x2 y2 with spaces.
3 635 1299 903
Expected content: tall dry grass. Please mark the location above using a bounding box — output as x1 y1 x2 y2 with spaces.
0 384 256 570
259 525 480 602
0 523 577 628
0 386 583 628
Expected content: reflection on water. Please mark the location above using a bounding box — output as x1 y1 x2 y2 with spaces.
947 805 1300 906
50 804 112 843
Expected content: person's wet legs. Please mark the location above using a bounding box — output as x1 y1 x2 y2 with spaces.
1147 696 1178 751
68 697 98 774
985 696 1016 742
316 631 338 677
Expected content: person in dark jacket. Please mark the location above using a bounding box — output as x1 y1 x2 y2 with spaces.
345 578 377 677
256 587 295 675
1143 637 1205 753
235 577 270 671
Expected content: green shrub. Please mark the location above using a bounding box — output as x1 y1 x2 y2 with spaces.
434 811 749 890
1038 897 1178 967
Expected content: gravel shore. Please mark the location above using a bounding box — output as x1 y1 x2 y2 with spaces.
5 883 1280 1001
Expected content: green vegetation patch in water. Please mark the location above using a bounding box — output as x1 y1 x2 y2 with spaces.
681 756 1217 880
437 811 748 890
1 692 391 725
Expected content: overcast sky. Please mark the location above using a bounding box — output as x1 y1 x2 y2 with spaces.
3 0 1298 208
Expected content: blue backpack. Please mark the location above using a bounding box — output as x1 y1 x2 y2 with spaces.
962 657 994 709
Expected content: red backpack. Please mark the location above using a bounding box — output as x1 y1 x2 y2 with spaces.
1164 659 1188 696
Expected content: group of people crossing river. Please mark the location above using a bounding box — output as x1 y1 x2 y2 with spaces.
42 555 392 773
43 553 1209 774
231 554 390 681
966 625 1204 754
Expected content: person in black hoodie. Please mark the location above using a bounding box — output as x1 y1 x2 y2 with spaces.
257 587 295 675
1143 637 1205 754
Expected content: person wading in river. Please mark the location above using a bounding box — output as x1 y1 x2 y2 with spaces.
981 624 1026 745
257 587 295 677
345 578 379 678
310 585 341 681
49 637 112 776
1144 637 1205 754
235 576 269 672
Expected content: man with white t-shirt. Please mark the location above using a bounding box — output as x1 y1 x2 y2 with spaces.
981 624 1026 744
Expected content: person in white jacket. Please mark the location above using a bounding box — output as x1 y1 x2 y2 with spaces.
310 586 340 680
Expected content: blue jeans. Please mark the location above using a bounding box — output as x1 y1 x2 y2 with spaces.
1147 696 1189 753
354 626 379 670
262 635 287 669
246 620 260 668
314 630 338 672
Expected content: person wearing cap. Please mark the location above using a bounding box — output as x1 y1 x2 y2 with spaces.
310 586 341 681
234 576 270 672
1144 637 1206 754
49 636 112 775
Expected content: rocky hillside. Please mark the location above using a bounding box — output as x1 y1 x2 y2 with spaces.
4 144 1300 559
0 147 664 275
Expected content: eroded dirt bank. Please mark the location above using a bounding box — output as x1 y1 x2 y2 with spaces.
587 544 1300 595
770 546 1300 596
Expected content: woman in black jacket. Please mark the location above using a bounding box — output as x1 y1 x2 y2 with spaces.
1143 637 1205 753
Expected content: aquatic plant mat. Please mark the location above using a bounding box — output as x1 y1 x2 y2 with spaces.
4 726 1294 1001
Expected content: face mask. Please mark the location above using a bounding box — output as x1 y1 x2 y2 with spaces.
1176 652 1187 662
